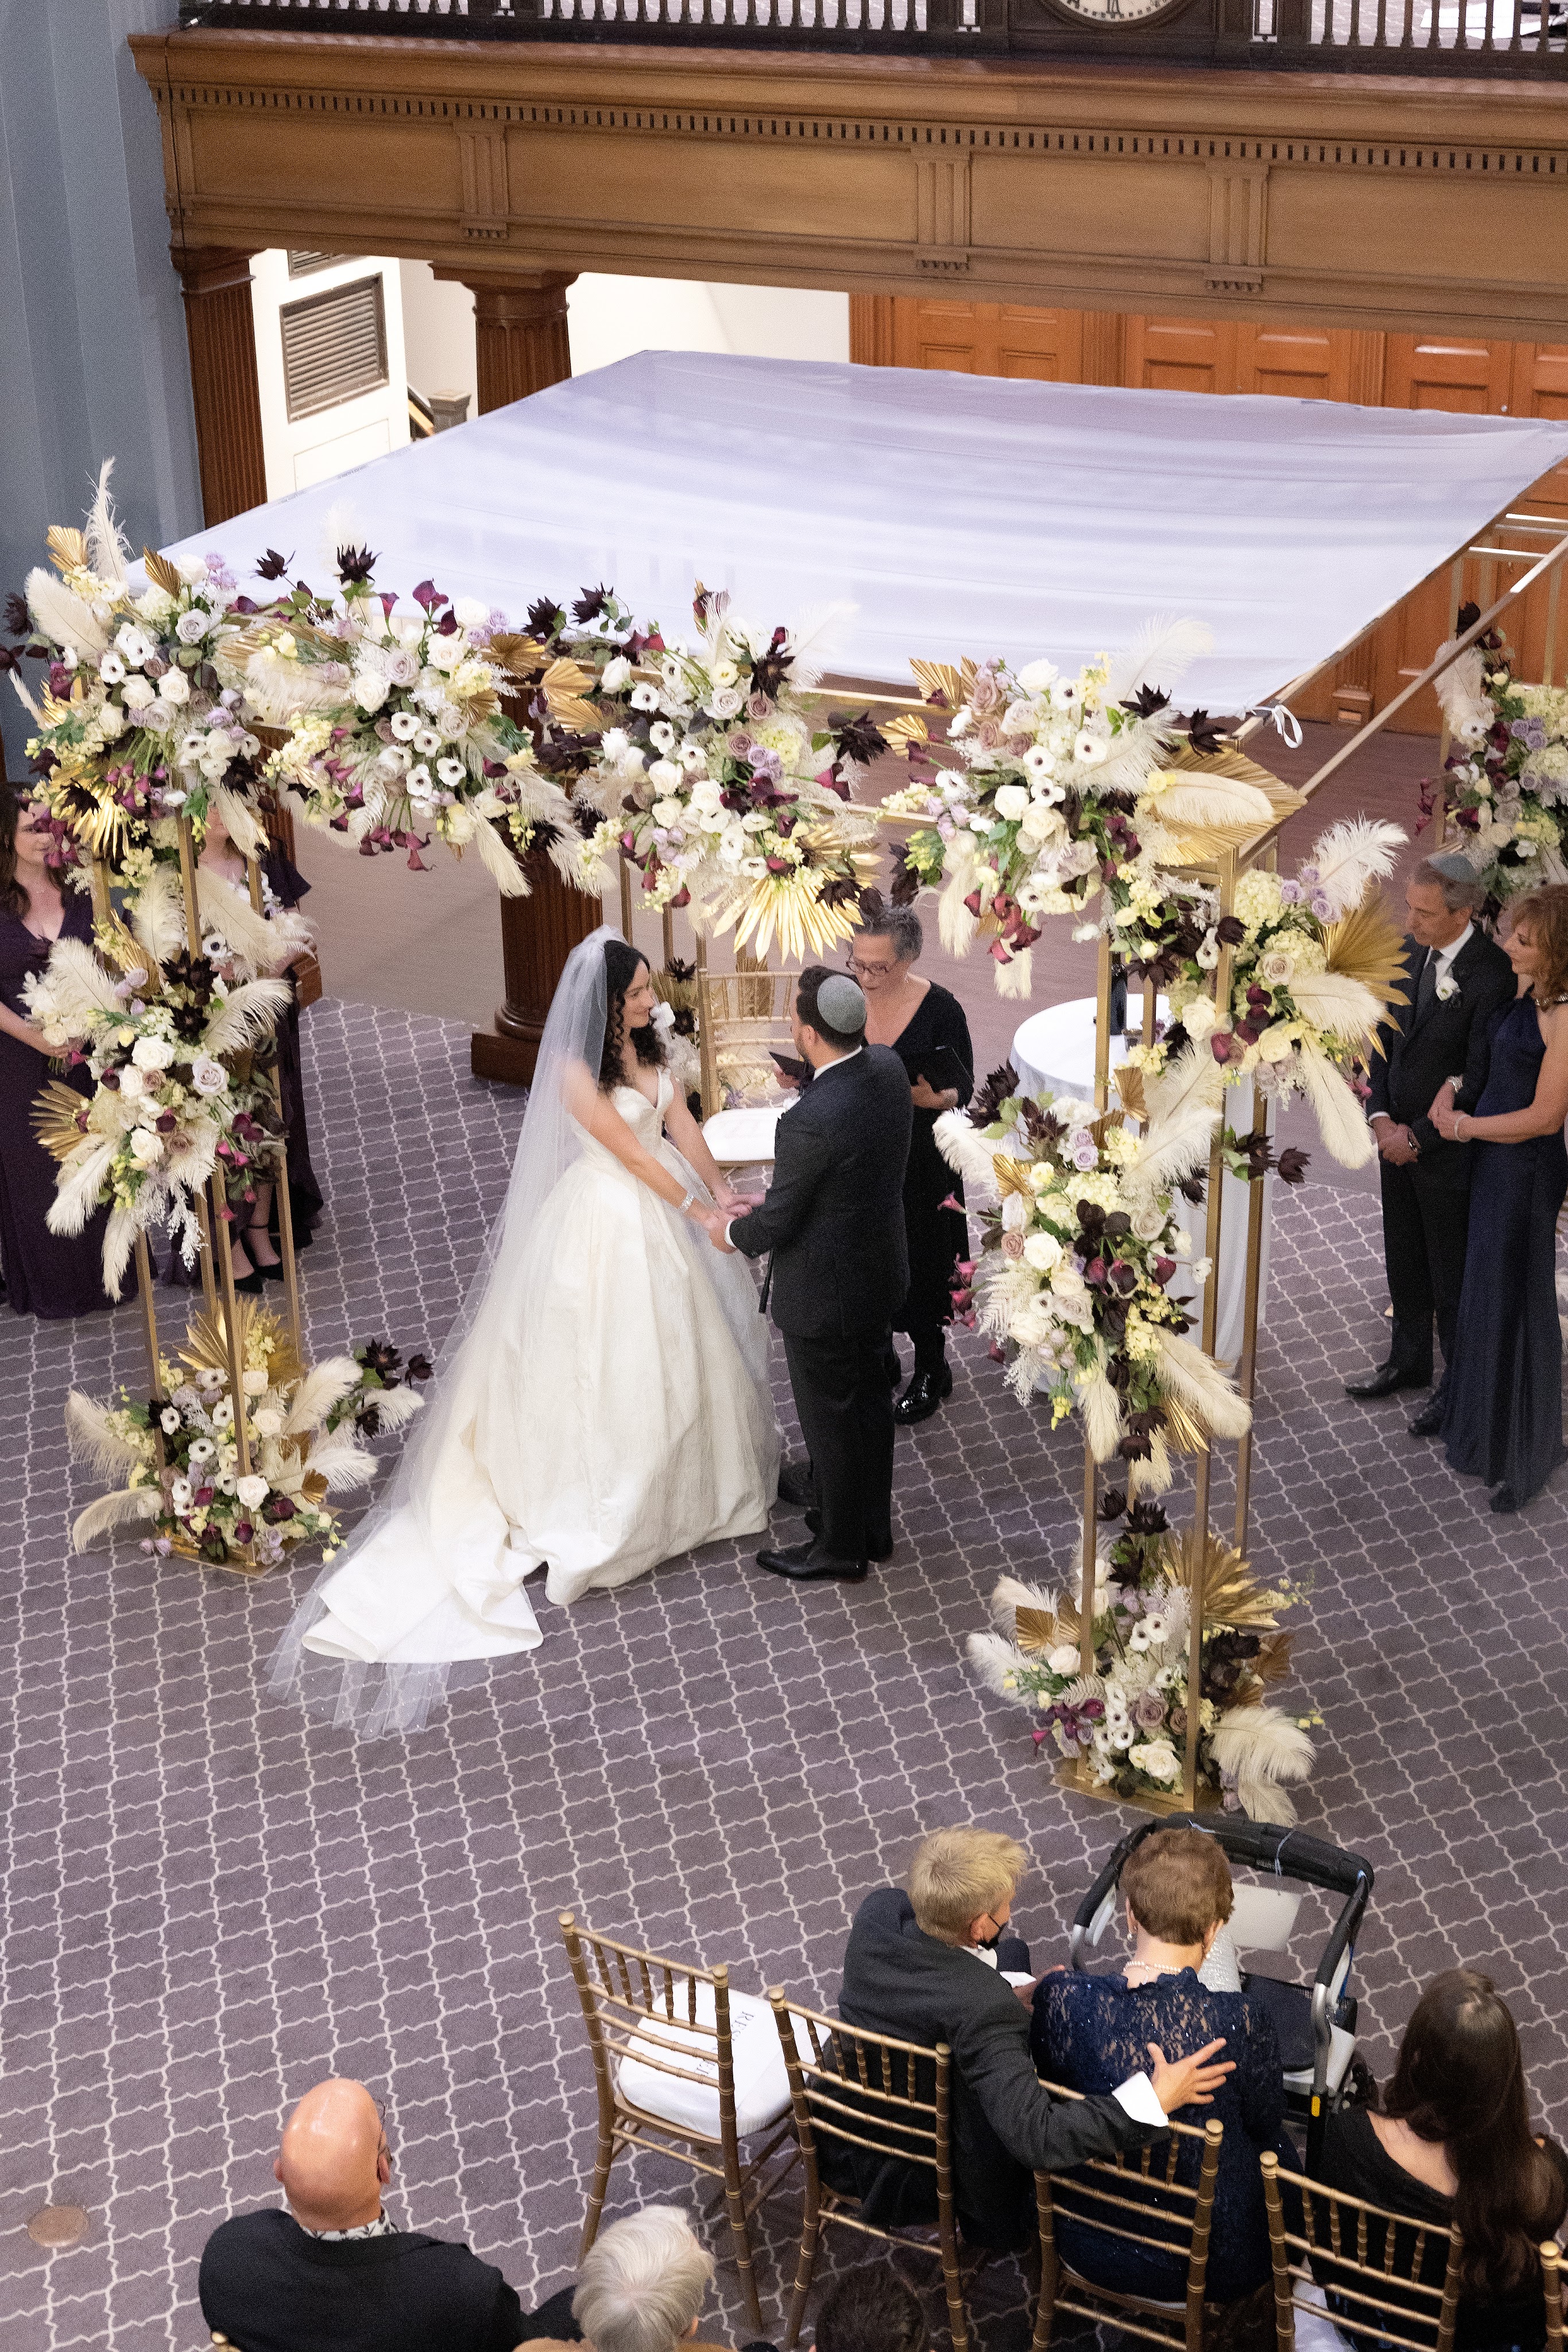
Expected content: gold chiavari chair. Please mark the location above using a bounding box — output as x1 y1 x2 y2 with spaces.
1033 2084 1224 2352
1261 2150 1474 2352
559 1913 801 2334
767 1988 970 2352
695 958 802 1118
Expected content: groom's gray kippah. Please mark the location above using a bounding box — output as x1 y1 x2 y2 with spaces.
817 974 868 1035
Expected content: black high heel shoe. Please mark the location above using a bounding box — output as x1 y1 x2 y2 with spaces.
245 1221 286 1282
894 1362 953 1426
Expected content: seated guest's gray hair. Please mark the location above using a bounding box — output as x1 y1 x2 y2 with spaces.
573 2207 715 2352
1414 852 1485 913
861 902 924 964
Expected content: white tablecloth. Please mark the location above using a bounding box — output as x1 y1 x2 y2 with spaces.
1011 999 1269 1370
702 1105 783 1165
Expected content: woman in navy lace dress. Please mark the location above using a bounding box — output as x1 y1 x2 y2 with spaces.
1031 1828 1286 2308
1433 885 1568 1512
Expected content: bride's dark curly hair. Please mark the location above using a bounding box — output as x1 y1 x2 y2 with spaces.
598 937 667 1092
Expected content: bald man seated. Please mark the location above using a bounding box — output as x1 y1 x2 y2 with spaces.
199 2077 562 2352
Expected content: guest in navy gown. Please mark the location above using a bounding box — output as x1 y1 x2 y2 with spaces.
851 896 974 1426
1432 884 1568 1513
195 811 324 1291
0 789 119 1318
1031 1827 1287 2311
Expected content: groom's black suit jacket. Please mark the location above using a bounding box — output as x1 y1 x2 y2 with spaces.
1367 927 1514 1177
728 1045 913 1336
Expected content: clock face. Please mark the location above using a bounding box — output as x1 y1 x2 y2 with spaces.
1039 0 1198 22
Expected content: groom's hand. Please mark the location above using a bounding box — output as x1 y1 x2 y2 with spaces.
692 1204 737 1252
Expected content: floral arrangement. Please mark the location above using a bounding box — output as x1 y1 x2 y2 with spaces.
230 547 591 895
936 1058 1249 1491
25 928 291 1294
64 1303 431 1572
7 520 272 900
1426 624 1568 905
881 621 1291 998
571 585 885 961
1123 817 1409 1171
967 1500 1318 1821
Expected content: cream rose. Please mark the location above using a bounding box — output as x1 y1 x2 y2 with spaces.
991 783 1031 823
131 1035 176 1071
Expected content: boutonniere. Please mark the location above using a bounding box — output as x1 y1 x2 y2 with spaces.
1435 974 1459 1003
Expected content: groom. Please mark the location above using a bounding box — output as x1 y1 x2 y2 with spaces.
704 968 913 1584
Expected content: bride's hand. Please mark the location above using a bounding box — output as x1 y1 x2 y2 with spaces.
713 1181 748 1216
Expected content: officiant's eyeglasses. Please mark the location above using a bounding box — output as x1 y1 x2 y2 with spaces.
846 952 897 977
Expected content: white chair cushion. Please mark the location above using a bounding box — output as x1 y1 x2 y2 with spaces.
615 1985 808 2140
1292 2278 1357 2352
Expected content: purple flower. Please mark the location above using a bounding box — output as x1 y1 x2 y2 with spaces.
1117 1583 1144 1616
1297 863 1319 886
1133 1690 1167 1731
1310 891 1332 919
1278 877 1303 904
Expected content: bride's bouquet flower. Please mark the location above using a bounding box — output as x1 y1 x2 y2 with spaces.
572 585 884 961
230 550 589 899
936 1057 1250 1494
63 1302 429 1571
1425 628 1568 904
1148 817 1408 1170
25 929 291 1295
881 621 1280 999
5 471 266 889
966 1510 1317 1820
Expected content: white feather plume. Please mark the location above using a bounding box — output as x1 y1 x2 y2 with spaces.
46 1140 117 1238
991 1573 1058 1624
1148 775 1275 831
1287 969 1384 1047
304 1430 379 1493
966 1630 1035 1699
1127 1074 1224 1198
994 947 1034 1002
72 1487 162 1553
1294 1041 1375 1169
210 785 267 861
366 1385 423 1431
281 1357 363 1436
937 866 979 960
318 500 363 579
85 458 130 585
103 1205 141 1300
1143 1043 1226 1135
779 601 855 694
1432 640 1488 725
1128 1428 1175 1498
27 935 124 1030
200 976 292 1058
934 1109 1005 1200
26 565 110 657
1081 1372 1124 1463
1104 617 1215 707
1209 1706 1315 1827
1155 1329 1252 1441
196 869 295 973
243 646 347 725
11 669 42 721
130 865 185 967
470 814 531 898
1309 818 1407 917
65 1389 143 1480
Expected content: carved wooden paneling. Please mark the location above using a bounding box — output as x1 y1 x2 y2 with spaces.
883 297 1083 381
173 246 268 528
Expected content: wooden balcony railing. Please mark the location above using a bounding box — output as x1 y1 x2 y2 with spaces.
176 0 1568 74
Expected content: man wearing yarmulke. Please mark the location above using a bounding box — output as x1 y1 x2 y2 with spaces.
706 966 913 1582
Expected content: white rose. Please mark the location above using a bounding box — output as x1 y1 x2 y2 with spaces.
647 759 683 792
1130 1205 1167 1243
131 1034 176 1071
117 1064 146 1100
992 784 1031 822
1017 659 1059 694
1259 950 1294 987
652 798 685 826
1129 1739 1181 1785
253 1409 283 1438
235 1473 269 1509
355 671 389 714
452 596 489 630
159 667 191 707
1181 996 1218 1043
600 656 633 693
121 676 155 710
97 702 126 740
707 688 744 721
189 1055 227 1097
1022 1231 1064 1272
1257 1023 1296 1065
128 1127 164 1165
176 608 210 645
1047 1643 1081 1677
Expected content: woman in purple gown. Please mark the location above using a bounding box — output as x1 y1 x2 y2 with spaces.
0 790 119 1318
1433 884 1568 1513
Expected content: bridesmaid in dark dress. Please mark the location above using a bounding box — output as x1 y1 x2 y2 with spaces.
196 811 325 1289
1433 884 1568 1513
851 895 974 1425
0 790 119 1318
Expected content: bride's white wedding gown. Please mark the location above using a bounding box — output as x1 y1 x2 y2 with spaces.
300 1071 780 1668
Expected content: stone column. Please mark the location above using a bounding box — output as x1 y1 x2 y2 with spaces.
435 269 599 1087
172 247 267 527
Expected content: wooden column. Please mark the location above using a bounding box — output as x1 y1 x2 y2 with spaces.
437 268 595 1087
173 246 267 527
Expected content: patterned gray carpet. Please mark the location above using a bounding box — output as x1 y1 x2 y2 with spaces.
3 999 1566 2352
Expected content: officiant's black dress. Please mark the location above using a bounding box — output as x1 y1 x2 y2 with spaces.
1439 995 1567 1507
0 895 119 1318
887 982 974 1373
261 846 324 1251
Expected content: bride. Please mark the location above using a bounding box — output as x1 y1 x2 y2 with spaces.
274 926 780 1731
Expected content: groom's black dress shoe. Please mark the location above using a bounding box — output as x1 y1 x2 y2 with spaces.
806 1509 893 1561
895 1364 953 1426
756 1539 869 1584
776 1460 815 1509
1345 1363 1430 1399
1408 1398 1446 1437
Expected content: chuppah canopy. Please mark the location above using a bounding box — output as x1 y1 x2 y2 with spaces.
167 350 1568 715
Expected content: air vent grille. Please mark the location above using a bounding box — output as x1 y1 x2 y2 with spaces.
281 276 388 422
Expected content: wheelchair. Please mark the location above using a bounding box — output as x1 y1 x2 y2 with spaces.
1066 1813 1375 2164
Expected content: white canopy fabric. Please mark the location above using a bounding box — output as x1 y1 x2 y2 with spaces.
168 351 1568 715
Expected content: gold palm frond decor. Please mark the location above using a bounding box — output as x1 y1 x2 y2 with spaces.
31 1080 94 1162
1322 889 1411 1013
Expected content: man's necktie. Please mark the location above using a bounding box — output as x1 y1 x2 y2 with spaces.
1415 949 1438 1020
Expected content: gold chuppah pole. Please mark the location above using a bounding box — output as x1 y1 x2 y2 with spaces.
245 852 302 1362
1232 1082 1270 1556
177 816 250 1482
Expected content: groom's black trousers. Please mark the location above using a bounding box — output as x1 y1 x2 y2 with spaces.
783 1326 896 1563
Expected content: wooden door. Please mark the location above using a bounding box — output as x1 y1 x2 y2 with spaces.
886 298 1084 382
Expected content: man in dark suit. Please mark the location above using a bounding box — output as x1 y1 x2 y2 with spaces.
1347 852 1515 1433
835 1828 1234 2252
199 2078 559 2352
705 967 912 1584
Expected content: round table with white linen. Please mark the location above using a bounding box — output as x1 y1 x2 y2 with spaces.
1010 997 1269 1370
